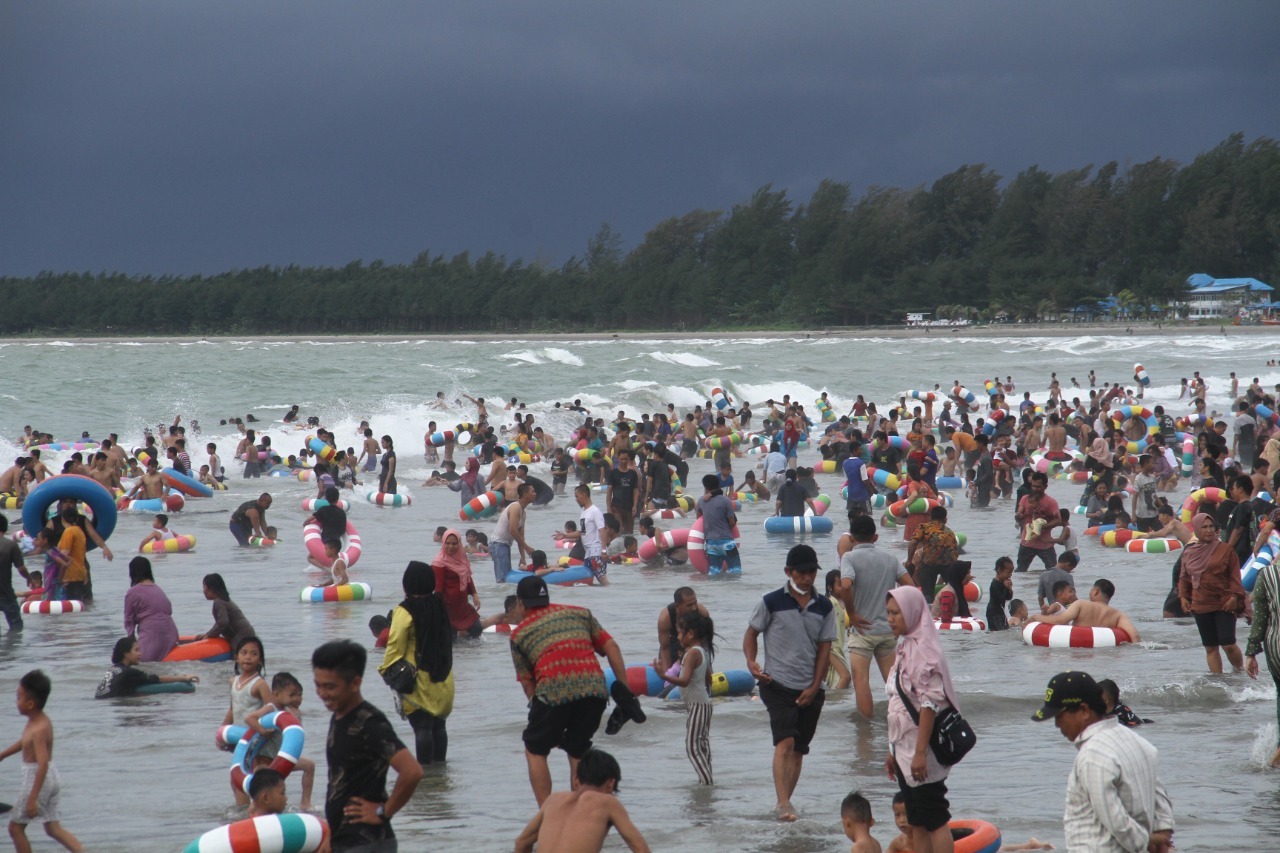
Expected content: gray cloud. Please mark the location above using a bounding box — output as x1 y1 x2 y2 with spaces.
2 1 1277 276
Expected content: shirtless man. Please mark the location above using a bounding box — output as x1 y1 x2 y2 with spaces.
125 459 167 500
679 414 700 459
0 458 24 495
464 394 489 423
1028 590 1140 642
26 450 51 483
1043 414 1067 457
1150 506 1193 545
356 428 381 474
102 437 127 475
656 588 710 672
513 749 649 853
87 453 121 492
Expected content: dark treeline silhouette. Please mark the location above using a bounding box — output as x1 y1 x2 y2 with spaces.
2 133 1277 335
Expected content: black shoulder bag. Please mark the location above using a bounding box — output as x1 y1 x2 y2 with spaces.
381 608 423 695
895 669 975 766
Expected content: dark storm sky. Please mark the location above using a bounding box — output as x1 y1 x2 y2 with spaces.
2 1 1277 277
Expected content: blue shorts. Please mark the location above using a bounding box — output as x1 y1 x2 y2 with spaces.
704 538 741 575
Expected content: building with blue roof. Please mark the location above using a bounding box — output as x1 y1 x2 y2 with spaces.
1184 273 1273 320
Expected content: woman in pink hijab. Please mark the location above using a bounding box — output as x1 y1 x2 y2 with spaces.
884 585 958 853
433 529 482 639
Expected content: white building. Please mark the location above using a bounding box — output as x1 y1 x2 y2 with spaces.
1184 273 1273 320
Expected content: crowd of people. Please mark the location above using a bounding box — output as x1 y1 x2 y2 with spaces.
6 366 1280 852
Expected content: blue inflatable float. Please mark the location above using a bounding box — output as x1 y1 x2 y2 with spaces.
22 474 118 549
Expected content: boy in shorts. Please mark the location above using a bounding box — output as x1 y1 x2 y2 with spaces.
0 670 83 852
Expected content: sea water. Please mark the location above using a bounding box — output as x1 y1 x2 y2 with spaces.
0 333 1275 852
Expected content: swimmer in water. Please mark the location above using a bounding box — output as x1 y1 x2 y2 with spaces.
513 749 649 853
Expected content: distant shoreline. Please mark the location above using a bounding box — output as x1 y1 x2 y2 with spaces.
1 320 1274 345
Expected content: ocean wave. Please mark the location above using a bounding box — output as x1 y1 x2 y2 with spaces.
646 351 720 368
498 348 585 367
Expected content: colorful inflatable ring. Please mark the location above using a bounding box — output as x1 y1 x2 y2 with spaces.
650 508 685 520
163 467 213 498
460 490 504 521
935 617 986 631
711 387 732 411
247 536 277 547
668 669 756 701
1021 623 1131 648
763 515 834 534
229 710 305 794
865 466 901 491
1180 486 1228 522
301 583 372 603
29 441 98 453
20 600 83 615
903 390 936 403
1126 537 1182 554
1134 363 1150 387
950 819 1002 853
118 494 186 513
306 436 337 463
687 516 741 574
951 385 977 406
365 491 411 507
1100 529 1146 547
164 636 233 663
181 813 328 853
815 460 840 474
813 494 831 516
981 409 1007 436
301 498 351 512
1242 530 1280 591
637 528 690 561
428 429 469 447
704 432 742 450
142 534 197 554
888 497 942 520
302 520 362 569
21 474 118 548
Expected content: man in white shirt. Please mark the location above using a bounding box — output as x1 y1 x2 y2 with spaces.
575 484 610 585
762 441 789 495
1033 671 1173 853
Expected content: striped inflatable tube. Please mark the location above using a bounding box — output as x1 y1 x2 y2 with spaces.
300 583 372 603
1022 623 1131 648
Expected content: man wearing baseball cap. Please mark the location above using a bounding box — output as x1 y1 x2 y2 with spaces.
1033 671 1173 852
509 576 640 807
743 543 836 822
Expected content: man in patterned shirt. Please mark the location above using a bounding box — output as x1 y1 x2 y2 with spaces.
510 576 634 805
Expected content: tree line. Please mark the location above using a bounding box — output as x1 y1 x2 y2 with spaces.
2 132 1277 335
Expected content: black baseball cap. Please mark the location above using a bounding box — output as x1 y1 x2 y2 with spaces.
517 576 550 608
1032 671 1101 721
785 544 820 573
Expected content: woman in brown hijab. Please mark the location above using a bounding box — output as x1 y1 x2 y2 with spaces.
1179 512 1251 673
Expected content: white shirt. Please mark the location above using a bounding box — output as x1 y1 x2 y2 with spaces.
580 504 605 559
1064 718 1173 853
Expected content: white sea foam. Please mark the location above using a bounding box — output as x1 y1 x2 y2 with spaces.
498 348 585 367
646 351 720 368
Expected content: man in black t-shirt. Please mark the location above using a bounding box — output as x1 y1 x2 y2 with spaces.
313 640 421 852
606 449 641 535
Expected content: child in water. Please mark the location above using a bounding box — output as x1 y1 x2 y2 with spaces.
1008 599 1030 628
221 636 273 808
244 672 316 811
885 792 911 852
653 611 715 785
514 749 649 853
840 790 880 853
464 529 489 556
0 671 83 852
1097 678 1152 727
247 768 288 818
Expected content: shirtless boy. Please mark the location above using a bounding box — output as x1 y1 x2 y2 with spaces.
513 749 649 853
0 670 83 852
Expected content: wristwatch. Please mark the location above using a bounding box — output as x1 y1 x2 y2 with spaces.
375 805 386 819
